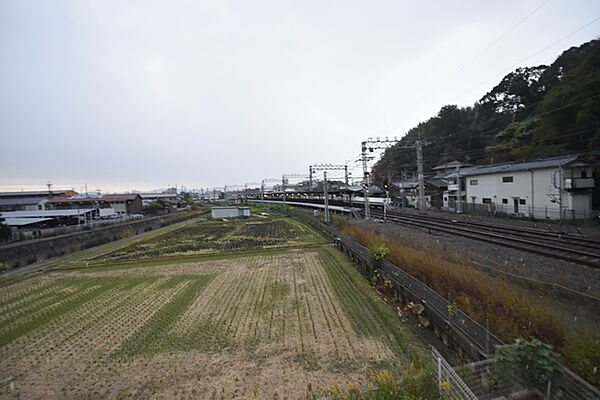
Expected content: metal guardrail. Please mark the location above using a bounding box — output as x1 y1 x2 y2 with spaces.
378 259 503 354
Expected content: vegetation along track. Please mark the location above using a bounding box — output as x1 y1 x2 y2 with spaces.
368 209 600 268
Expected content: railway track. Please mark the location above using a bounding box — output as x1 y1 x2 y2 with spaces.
368 210 600 268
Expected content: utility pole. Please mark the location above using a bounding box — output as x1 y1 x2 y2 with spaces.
344 165 349 186
360 144 371 219
455 165 462 214
360 136 426 216
282 175 287 203
309 163 350 212
282 173 310 201
558 168 563 224
261 180 265 202
416 136 425 213
309 167 313 191
323 171 330 225
382 177 390 221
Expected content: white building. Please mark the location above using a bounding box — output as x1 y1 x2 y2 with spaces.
444 155 594 220
211 206 251 219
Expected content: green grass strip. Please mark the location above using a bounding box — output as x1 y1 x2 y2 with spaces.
0 277 122 347
111 274 216 358
317 247 413 358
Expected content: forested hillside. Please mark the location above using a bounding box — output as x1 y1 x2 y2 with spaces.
373 39 600 179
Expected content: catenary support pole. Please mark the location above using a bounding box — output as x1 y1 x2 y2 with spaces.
416 136 426 213
323 171 330 225
282 175 286 203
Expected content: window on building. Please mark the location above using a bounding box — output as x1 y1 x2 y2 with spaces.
502 176 513 183
444 197 447 201
482 198 492 204
582 170 588 178
470 180 478 185
502 198 508 204
519 199 526 205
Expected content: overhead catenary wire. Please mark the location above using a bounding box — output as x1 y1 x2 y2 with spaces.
375 0 553 136
379 90 600 159
447 15 600 106
374 14 600 140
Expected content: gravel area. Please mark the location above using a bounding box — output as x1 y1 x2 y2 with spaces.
391 207 600 239
358 218 600 333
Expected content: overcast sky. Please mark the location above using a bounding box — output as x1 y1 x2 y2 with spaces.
1 0 599 193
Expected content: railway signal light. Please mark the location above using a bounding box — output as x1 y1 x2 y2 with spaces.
382 179 389 190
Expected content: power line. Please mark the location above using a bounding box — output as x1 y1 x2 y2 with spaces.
448 15 600 105
390 0 553 130
381 90 600 156
374 15 600 140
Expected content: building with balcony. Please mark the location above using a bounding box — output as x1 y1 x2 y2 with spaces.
443 155 594 219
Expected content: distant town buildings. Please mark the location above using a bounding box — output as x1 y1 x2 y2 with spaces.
47 194 143 215
0 188 189 241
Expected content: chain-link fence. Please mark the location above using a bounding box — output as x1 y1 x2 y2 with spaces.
432 347 479 400
460 202 599 222
434 348 600 400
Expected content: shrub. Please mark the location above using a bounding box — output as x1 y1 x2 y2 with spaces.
496 338 563 389
367 243 389 266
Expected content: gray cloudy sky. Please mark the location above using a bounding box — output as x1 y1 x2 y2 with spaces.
1 0 599 193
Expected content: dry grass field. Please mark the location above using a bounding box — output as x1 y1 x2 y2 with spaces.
0 217 426 399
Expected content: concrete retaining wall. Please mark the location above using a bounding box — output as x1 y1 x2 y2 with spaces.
0 212 199 270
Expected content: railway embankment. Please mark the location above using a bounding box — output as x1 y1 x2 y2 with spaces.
332 216 600 387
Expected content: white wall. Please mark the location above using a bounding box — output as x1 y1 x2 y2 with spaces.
110 201 128 215
211 207 241 219
464 167 592 219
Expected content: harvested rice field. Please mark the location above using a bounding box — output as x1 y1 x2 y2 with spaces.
0 218 426 399
84 218 322 264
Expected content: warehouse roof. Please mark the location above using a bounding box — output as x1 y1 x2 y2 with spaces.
0 197 47 206
47 194 140 203
431 161 474 171
139 193 178 199
0 190 75 198
3 217 54 226
0 209 95 218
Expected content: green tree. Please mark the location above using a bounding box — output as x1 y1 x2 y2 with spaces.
496 338 563 389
